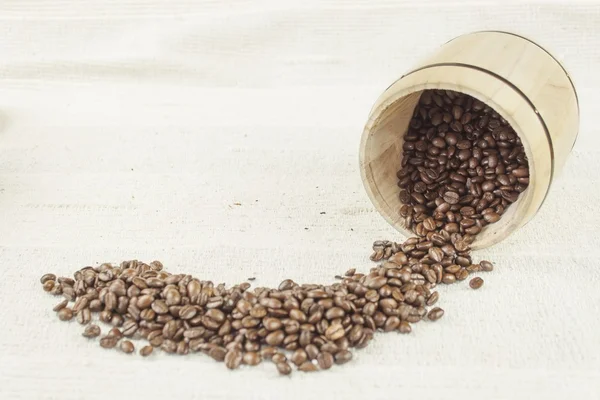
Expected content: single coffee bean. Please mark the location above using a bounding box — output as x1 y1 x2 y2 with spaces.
40 273 57 284
161 340 177 354
140 345 154 357
76 308 91 325
298 361 319 372
53 299 69 312
291 348 308 366
82 324 101 338
265 330 285 346
427 307 445 321
107 328 123 339
122 320 138 337
99 336 119 349
334 349 353 364
209 346 227 362
305 344 320 360
317 351 334 370
480 260 494 271
469 277 484 289
271 353 287 364
43 280 56 292
260 346 277 360
426 291 439 306
120 340 135 354
89 299 103 312
325 323 345 341
243 351 261 366
398 321 412 334
276 361 292 375
57 308 73 321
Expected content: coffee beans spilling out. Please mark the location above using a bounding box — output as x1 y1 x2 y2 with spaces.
40 90 528 375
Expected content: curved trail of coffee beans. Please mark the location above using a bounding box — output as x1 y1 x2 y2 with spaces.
40 90 528 375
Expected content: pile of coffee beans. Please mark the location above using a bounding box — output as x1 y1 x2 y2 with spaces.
40 89 529 375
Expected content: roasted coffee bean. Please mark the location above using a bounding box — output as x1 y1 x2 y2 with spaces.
99 336 119 349
89 299 103 312
480 260 494 271
161 340 177 354
469 277 484 289
243 351 261 366
209 346 227 362
298 361 319 372
276 361 292 375
120 340 135 354
42 280 56 292
260 346 277 359
57 308 74 321
305 344 320 360
398 321 412 334
41 273 57 285
108 328 123 339
82 324 101 338
111 314 124 327
334 349 353 364
426 291 439 306
265 330 285 346
317 351 334 370
53 299 69 312
271 353 287 364
77 308 91 325
263 317 283 331
122 320 138 337
291 348 309 366
325 323 345 341
250 305 267 319
140 345 154 357
427 307 445 321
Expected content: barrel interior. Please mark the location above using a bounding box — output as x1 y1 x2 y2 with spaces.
361 87 535 249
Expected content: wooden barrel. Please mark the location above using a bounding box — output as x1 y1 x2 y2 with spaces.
359 31 579 249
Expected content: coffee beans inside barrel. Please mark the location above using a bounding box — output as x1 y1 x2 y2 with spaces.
396 89 529 238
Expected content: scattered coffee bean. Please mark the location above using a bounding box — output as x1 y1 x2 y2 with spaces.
53 299 69 312
243 351 261 366
224 350 243 370
298 361 319 372
398 321 412 334
82 324 101 338
271 353 287 364
99 336 119 349
317 351 334 370
291 348 308 366
469 277 484 289
427 307 445 321
480 260 494 272
209 347 227 362
276 361 292 375
40 273 57 284
107 328 123 339
43 280 55 292
334 350 353 364
140 345 154 357
76 308 91 325
57 308 73 321
120 340 135 354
